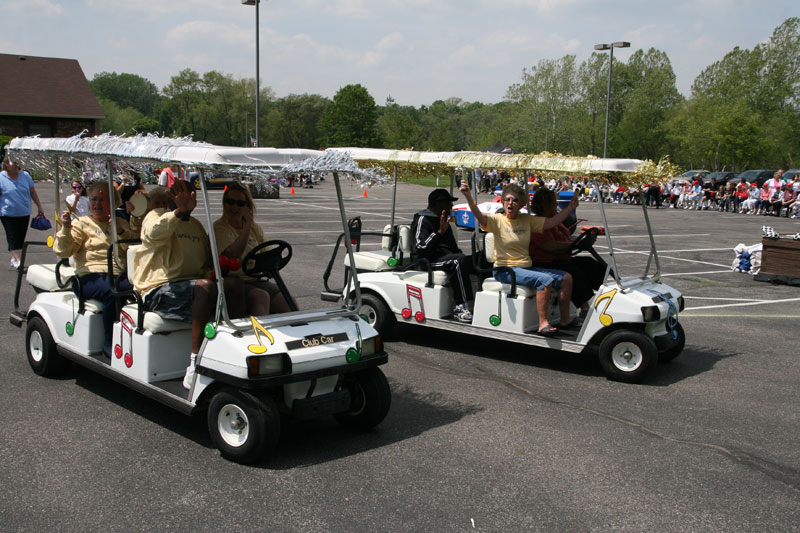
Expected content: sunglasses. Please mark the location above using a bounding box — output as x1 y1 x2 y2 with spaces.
224 198 248 207
72 184 83 190
503 196 521 204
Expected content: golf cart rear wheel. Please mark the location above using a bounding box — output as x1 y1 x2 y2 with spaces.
25 316 68 376
207 389 280 464
598 330 658 383
334 367 391 431
659 323 685 363
359 294 394 336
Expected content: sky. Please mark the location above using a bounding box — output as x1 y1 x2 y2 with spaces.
0 0 796 107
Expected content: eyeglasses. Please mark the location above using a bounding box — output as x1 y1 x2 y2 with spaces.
503 197 521 204
224 198 248 207
72 185 83 190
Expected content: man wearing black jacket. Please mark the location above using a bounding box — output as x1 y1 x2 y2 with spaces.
411 189 474 322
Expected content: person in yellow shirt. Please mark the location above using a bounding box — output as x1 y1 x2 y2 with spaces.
213 182 291 315
54 182 142 357
460 181 580 336
132 180 215 389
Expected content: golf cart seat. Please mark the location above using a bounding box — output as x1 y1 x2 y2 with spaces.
344 224 412 272
125 245 192 333
26 262 76 292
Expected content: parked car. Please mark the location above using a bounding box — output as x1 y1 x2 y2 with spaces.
704 171 735 185
188 171 236 190
670 169 709 187
731 169 778 187
782 169 799 182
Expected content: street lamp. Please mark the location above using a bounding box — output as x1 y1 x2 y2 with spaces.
242 0 261 147
594 41 630 159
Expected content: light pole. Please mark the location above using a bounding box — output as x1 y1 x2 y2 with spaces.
594 41 630 159
242 0 261 147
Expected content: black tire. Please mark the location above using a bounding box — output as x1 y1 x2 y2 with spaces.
658 323 685 363
334 367 391 431
359 293 394 336
207 389 280 465
25 316 68 376
598 329 658 383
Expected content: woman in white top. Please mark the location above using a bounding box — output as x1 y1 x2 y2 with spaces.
65 179 90 218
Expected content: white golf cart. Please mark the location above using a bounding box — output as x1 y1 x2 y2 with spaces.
321 148 685 383
9 135 391 464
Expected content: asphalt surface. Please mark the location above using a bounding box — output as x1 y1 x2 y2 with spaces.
1 180 798 532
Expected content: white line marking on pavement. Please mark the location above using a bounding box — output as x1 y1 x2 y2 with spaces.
660 270 732 276
684 296 766 301
685 297 800 310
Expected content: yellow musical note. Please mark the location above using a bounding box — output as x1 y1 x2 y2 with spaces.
247 316 274 354
593 288 617 327
46 235 54 248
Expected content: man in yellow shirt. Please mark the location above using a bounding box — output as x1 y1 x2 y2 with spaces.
460 182 580 336
132 180 214 389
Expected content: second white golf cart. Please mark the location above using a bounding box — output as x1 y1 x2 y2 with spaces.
321 149 685 383
9 135 391 464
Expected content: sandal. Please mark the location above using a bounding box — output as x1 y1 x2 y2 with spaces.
558 316 584 329
537 324 558 337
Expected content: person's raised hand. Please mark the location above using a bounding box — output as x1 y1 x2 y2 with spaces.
241 205 253 227
568 193 580 211
438 209 449 235
459 180 471 195
60 209 72 228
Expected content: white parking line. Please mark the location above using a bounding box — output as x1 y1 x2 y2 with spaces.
660 270 734 276
685 297 800 310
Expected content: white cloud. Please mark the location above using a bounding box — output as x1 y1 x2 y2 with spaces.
358 32 404 69
2 0 62 15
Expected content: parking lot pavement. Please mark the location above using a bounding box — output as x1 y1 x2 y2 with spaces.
1 181 798 531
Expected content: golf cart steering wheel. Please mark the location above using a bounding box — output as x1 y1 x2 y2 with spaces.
242 240 293 278
570 227 598 256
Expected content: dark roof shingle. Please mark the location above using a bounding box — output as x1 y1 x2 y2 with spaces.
0 53 104 119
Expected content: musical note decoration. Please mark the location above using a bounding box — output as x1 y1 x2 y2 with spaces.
489 291 502 326
65 298 76 336
387 257 398 268
401 284 425 322
593 288 617 327
346 323 363 363
46 235 54 248
116 310 135 367
247 316 275 354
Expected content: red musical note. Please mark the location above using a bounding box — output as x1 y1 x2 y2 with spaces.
401 284 425 322
117 310 135 368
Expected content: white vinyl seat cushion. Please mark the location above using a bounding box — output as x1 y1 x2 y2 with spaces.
481 278 538 297
122 304 191 333
344 225 413 272
59 292 102 313
27 263 75 292
395 270 449 285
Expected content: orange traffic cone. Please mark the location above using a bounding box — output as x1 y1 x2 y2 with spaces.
290 186 295 195
362 188 368 198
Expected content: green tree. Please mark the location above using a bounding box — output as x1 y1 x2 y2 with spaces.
615 48 683 160
90 72 159 116
378 96 425 150
319 84 381 147
264 93 329 148
96 98 143 135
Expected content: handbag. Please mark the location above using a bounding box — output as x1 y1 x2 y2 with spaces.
30 214 52 231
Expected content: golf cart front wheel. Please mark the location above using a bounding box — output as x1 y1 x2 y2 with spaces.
359 294 394 336
598 330 658 383
207 389 280 464
25 316 68 376
334 367 391 431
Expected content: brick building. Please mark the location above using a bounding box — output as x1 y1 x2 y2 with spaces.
0 53 103 138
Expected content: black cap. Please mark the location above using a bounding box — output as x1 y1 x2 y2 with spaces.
428 188 458 205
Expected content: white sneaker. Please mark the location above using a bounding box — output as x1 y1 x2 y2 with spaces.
453 304 473 323
182 365 195 390
9 257 19 269
182 353 197 390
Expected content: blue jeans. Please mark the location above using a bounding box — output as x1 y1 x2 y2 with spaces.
493 266 565 291
76 273 132 356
